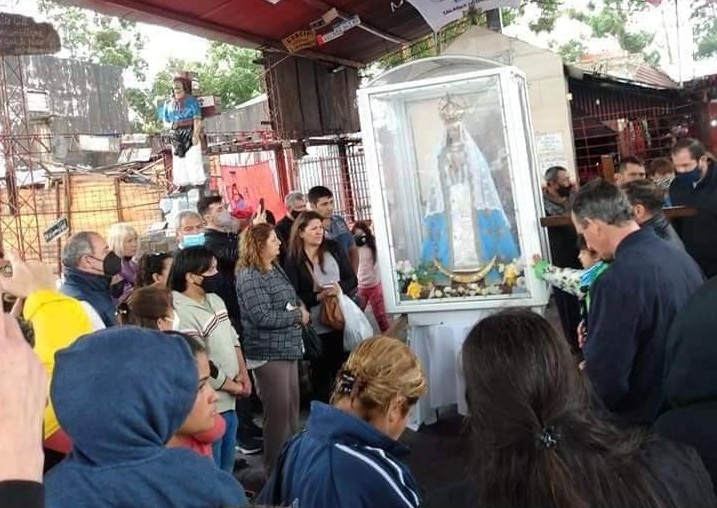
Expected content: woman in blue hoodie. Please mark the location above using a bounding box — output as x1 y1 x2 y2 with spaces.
257 336 427 508
44 326 248 508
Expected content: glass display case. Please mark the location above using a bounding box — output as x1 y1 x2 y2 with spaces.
357 56 549 314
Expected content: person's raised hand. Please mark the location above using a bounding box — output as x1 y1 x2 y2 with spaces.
0 312 47 482
0 252 57 299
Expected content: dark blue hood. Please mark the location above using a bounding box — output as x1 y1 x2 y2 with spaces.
45 327 247 507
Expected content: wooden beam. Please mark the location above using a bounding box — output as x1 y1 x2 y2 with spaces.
295 0 409 45
54 0 366 67
540 206 697 228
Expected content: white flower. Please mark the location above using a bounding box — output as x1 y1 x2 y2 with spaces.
497 263 505 274
411 274 418 281
434 290 443 298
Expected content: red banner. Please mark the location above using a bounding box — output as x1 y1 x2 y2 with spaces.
219 162 283 221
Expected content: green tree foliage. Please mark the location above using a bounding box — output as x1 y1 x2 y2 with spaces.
126 44 263 133
554 40 588 63
377 0 562 70
692 0 717 60
567 0 657 63
37 0 148 81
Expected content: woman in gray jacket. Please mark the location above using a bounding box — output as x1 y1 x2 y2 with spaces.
236 223 310 475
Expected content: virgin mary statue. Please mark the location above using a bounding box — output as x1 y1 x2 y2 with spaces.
420 95 519 284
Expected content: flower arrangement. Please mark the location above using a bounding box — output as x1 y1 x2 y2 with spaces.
395 258 527 301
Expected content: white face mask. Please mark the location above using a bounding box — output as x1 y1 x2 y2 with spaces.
172 311 181 331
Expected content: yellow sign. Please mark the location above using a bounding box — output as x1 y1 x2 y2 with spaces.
282 30 317 53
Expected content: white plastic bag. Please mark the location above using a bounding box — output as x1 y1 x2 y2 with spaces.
339 294 373 352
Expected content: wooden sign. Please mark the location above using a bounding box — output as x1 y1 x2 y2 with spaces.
0 13 61 56
43 216 69 244
282 30 317 53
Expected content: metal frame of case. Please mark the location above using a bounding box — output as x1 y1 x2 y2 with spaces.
357 56 549 315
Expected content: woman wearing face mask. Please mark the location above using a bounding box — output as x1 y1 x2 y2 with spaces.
351 221 390 332
170 247 253 472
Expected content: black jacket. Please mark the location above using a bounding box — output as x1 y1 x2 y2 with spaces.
202 228 241 334
585 228 704 424
283 240 358 310
642 212 685 251
275 215 295 266
0 481 44 508
670 162 717 277
654 275 717 488
420 439 717 508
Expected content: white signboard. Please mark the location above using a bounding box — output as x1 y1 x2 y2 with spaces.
44 216 69 243
407 0 520 32
535 132 569 174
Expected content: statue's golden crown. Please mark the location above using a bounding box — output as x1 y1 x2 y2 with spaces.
438 95 464 123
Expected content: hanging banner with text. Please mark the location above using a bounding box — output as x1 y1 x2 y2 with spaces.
406 0 520 32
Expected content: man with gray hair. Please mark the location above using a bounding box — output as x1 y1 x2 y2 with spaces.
175 210 205 249
275 191 306 263
60 231 122 328
571 179 703 424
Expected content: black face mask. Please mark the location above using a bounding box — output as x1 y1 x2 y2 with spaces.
290 210 302 220
355 234 368 247
102 252 122 277
557 186 572 198
199 273 221 294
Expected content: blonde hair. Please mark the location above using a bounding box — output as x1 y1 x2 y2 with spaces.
107 222 138 257
331 336 427 419
237 223 274 273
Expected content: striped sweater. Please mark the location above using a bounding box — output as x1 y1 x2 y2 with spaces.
173 291 241 413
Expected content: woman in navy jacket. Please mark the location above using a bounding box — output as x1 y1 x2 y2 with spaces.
257 336 427 508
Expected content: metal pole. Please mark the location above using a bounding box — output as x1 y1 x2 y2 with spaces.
675 0 683 86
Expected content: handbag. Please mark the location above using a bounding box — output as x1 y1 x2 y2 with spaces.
306 261 345 331
320 295 345 331
301 324 323 360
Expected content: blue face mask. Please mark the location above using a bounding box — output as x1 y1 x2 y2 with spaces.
181 233 205 248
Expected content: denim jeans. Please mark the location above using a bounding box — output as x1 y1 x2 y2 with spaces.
212 409 238 472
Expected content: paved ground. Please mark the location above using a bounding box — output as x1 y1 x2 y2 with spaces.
237 297 565 499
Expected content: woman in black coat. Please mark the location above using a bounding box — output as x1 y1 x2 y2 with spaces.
284 210 358 403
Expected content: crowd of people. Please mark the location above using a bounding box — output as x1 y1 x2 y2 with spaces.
1 137 717 508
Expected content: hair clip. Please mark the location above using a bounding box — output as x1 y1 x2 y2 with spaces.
338 370 356 395
536 426 560 450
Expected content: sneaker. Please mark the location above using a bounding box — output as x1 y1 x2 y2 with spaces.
236 436 263 455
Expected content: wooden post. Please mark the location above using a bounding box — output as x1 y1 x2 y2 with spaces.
114 178 124 222
600 154 616 183
337 140 356 223
54 180 62 273
63 172 72 235
275 146 292 198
